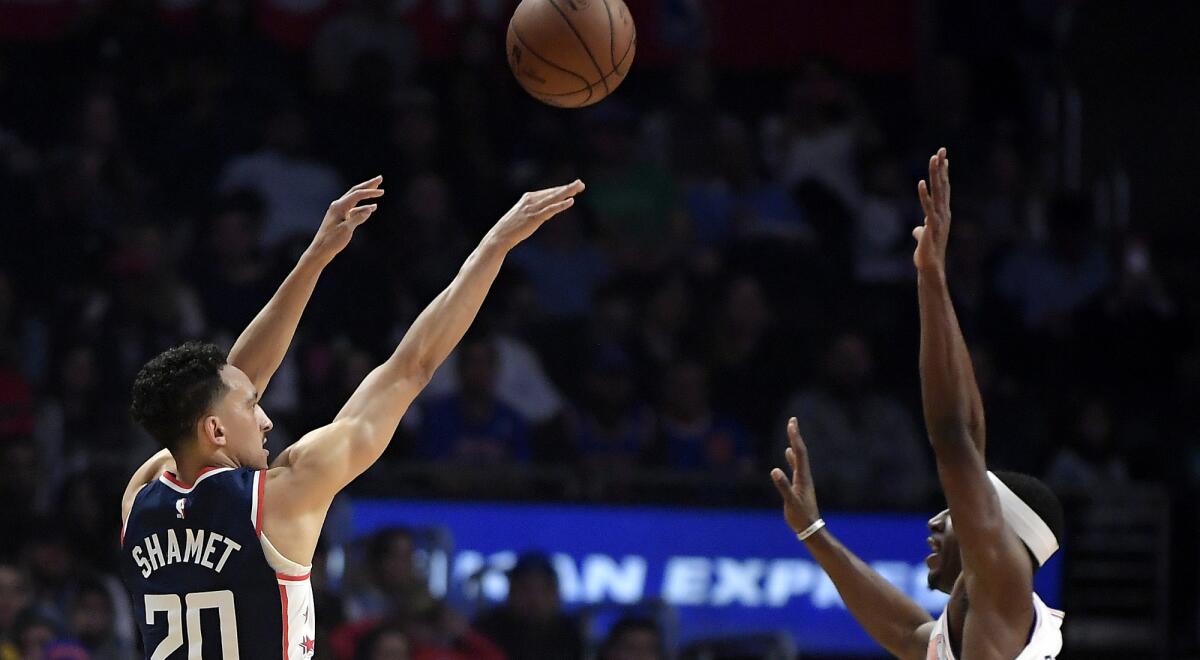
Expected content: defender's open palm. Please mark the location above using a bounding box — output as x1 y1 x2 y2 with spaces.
913 148 951 273
771 418 822 533
489 179 585 249
309 176 386 262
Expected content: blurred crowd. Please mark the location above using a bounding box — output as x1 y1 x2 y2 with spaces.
1 0 1197 658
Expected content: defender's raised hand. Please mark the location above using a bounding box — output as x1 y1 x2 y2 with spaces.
308 176 386 264
488 179 585 250
913 148 951 273
771 418 822 534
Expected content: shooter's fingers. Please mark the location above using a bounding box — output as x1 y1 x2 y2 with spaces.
349 175 384 192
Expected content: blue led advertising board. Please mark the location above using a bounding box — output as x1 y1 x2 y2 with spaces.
351 500 1062 655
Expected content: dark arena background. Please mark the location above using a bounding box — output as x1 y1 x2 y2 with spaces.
1 1 1198 658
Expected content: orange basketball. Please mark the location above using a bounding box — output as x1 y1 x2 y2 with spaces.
506 0 637 108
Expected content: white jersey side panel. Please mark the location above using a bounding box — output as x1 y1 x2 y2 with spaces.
926 593 1064 660
254 470 318 659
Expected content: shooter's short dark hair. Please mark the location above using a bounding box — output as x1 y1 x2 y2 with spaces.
993 471 1066 567
130 342 228 451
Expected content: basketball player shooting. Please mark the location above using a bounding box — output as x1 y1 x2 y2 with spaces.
771 149 1066 659
119 177 584 658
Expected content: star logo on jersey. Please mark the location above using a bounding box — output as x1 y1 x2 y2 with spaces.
175 498 187 519
298 636 315 655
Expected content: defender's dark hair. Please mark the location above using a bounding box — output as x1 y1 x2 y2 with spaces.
993 470 1066 569
130 342 228 451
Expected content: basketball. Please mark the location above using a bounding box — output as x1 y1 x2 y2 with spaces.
506 0 637 108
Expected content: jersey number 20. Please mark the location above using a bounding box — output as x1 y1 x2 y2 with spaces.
145 590 239 659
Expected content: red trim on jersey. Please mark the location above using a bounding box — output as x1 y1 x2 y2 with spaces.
162 466 221 489
276 571 311 582
255 469 266 537
280 584 290 660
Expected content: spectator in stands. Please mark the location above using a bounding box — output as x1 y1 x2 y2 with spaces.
511 210 612 322
634 273 694 376
66 578 132 660
55 473 121 572
0 362 33 443
34 347 125 494
760 62 878 211
582 103 683 272
387 90 452 183
345 528 435 623
646 59 727 181
1045 397 1130 497
588 284 639 359
974 138 1029 248
403 601 505 660
0 273 34 443
0 440 42 558
599 616 667 660
422 320 565 428
192 190 275 340
6 609 59 660
969 346 1051 474
20 522 131 646
853 153 916 286
394 173 472 297
86 223 207 387
778 331 931 509
218 106 343 246
1074 235 1182 391
0 563 31 655
355 623 411 660
704 274 789 445
683 120 811 247
569 346 655 497
995 195 1112 334
475 552 584 660
419 333 532 463
310 0 417 96
50 88 149 233
654 360 753 475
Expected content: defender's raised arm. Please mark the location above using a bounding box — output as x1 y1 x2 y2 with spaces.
914 149 1033 655
771 420 935 659
913 150 985 457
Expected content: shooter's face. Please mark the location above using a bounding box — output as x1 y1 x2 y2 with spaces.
206 366 273 469
926 509 962 594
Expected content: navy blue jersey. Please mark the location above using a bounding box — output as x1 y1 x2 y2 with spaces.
121 467 316 659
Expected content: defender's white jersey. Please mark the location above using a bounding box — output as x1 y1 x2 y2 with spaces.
926 593 1064 660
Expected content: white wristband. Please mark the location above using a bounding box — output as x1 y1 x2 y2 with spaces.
796 518 825 541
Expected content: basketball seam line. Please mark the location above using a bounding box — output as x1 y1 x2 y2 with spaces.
619 32 638 75
509 21 595 104
601 0 617 71
529 63 630 96
545 0 611 97
523 40 634 97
